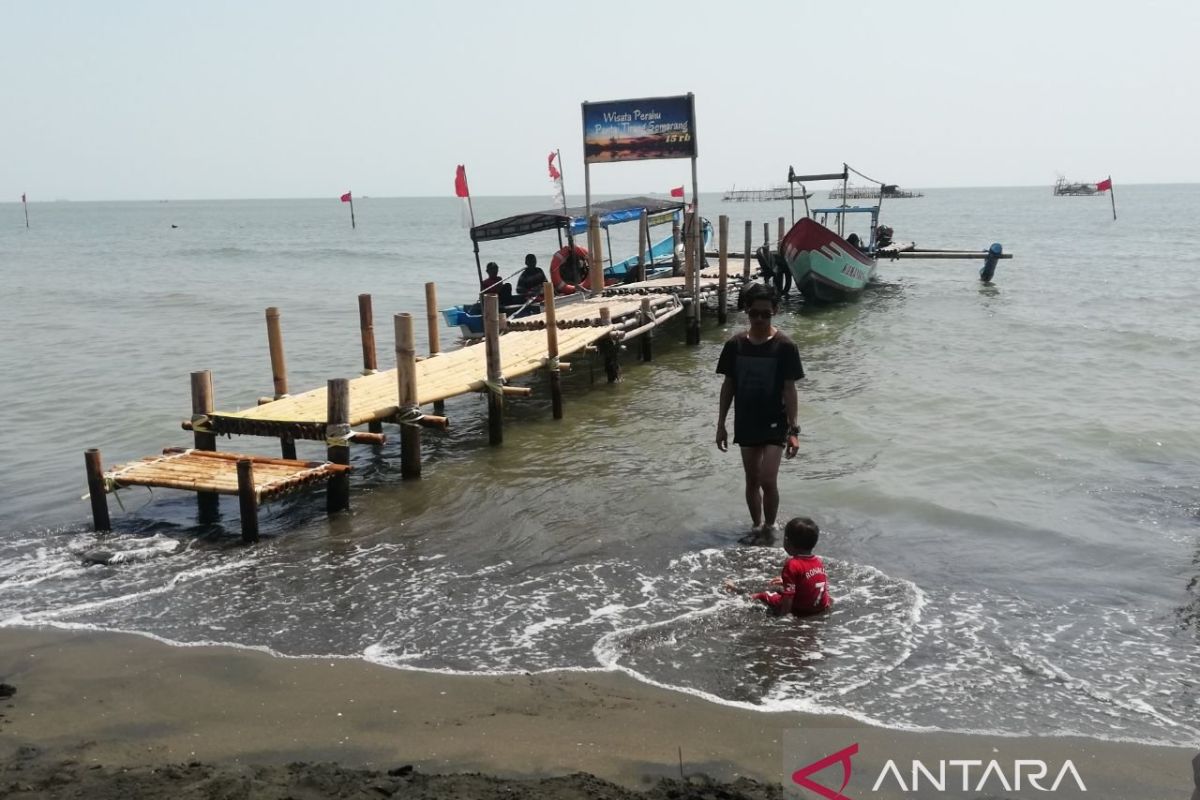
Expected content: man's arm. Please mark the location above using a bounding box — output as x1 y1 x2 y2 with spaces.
716 375 734 451
784 381 799 458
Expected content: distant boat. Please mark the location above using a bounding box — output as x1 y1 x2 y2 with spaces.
1053 177 1099 196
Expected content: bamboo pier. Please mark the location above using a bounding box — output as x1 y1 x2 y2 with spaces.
85 215 762 542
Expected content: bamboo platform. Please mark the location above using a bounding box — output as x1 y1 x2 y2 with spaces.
104 449 348 502
86 209 769 541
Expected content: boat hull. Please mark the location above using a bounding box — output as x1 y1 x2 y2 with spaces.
780 217 875 303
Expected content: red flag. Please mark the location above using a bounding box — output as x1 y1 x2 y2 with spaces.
454 165 470 198
548 152 561 181
340 191 352 203
670 186 685 198
1095 177 1112 192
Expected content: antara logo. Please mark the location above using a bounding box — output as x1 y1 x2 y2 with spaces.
791 744 1088 797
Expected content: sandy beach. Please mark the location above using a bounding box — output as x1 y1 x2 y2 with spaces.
1 627 1195 799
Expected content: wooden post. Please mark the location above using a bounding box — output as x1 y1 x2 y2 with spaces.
637 209 649 284
683 215 694 291
266 318 295 458
543 282 563 420
778 216 785 248
326 378 351 512
598 306 620 383
265 308 297 458
718 215 729 324
683 298 696 345
84 449 111 532
685 213 700 345
395 313 421 479
639 297 653 362
743 220 752 282
356 294 382 436
588 214 605 294
236 459 259 544
763 222 770 257
190 370 220 522
484 294 503 445
425 282 445 415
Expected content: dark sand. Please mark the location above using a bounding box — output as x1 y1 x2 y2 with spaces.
1 628 1196 799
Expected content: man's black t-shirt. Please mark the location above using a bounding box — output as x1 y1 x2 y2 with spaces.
716 331 805 446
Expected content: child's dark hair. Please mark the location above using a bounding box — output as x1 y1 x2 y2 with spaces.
784 517 820 552
741 282 778 308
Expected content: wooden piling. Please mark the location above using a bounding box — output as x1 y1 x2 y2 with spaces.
588 214 605 294
778 216 785 247
599 306 620 383
637 210 649 284
685 212 701 345
190 370 220 521
326 378 351 512
543 282 563 419
639 297 653 362
84 449 111 532
483 293 503 445
425 282 445 416
763 222 770 256
395 313 422 479
718 215 729 324
683 298 696 345
236 458 259 543
265 308 298 458
356 294 383 436
743 220 752 282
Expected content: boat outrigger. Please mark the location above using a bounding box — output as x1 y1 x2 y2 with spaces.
777 164 1011 304
442 196 711 338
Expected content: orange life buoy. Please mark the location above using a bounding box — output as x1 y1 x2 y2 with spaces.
550 245 590 294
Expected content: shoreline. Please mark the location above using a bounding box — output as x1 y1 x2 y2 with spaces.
2 626 1196 799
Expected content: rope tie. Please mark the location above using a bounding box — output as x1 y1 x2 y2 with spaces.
190 414 213 433
545 355 560 371
325 422 352 447
396 405 424 426
361 368 378 376
483 378 505 396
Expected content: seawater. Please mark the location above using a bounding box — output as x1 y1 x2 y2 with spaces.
1 188 1197 746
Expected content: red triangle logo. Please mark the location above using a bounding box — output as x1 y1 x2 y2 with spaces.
791 743 859 800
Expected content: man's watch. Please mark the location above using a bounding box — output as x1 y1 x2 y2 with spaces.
787 425 801 437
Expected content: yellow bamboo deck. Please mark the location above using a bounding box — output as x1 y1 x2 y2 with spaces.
206 275 741 440
104 449 349 502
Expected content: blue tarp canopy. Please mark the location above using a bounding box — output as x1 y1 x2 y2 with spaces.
470 196 685 243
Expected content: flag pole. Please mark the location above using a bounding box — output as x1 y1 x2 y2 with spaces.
1108 175 1116 221
349 195 356 229
22 193 29 229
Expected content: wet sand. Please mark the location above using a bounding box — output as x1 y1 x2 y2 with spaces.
1 627 1196 799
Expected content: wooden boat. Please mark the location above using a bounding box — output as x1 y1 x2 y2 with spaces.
442 196 709 339
1053 177 1098 196
781 215 878 303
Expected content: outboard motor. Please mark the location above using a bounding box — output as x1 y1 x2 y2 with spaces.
980 242 1003 282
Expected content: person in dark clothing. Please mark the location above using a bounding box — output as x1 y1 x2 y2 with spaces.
516 253 548 299
716 283 804 534
480 261 503 293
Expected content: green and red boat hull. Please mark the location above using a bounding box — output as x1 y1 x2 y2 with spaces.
780 217 876 303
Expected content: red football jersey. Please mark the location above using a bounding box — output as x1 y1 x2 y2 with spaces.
753 554 832 616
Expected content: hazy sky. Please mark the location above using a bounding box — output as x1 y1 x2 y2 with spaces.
2 0 1196 200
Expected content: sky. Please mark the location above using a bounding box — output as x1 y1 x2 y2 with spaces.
1 0 1196 200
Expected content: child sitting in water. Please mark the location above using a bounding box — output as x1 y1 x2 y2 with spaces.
725 517 832 617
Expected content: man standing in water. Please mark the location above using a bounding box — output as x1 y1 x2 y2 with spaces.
716 283 804 535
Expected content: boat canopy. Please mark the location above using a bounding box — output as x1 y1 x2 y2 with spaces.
470 196 685 243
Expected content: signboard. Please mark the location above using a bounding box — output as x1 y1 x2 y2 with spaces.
581 94 696 164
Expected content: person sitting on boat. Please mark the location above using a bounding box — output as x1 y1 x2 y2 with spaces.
516 254 548 300
480 261 503 293
846 232 862 250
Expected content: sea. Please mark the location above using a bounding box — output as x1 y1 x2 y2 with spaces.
1 187 1197 747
